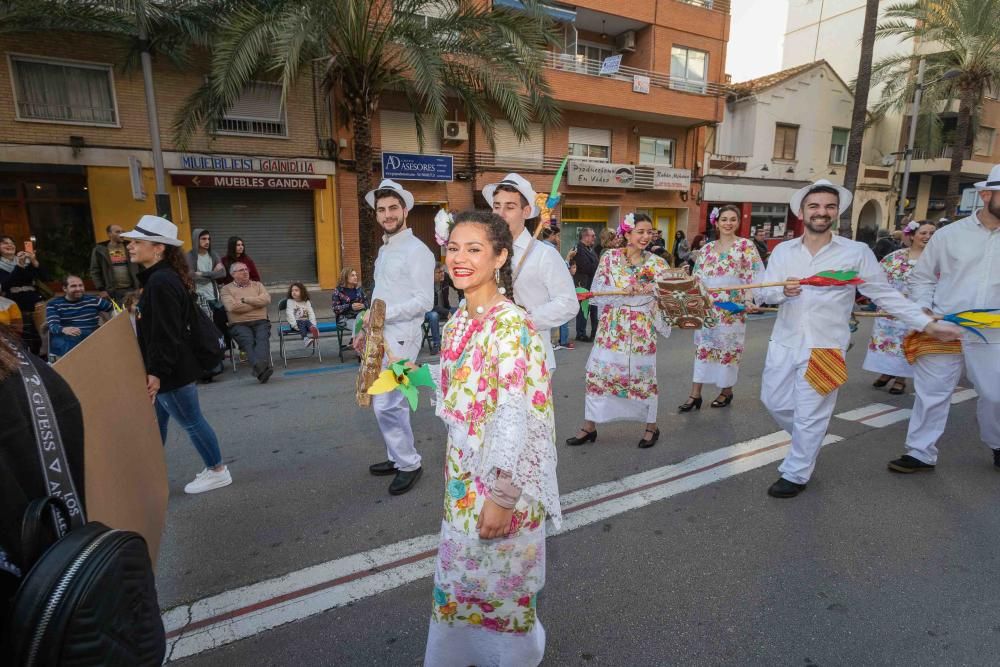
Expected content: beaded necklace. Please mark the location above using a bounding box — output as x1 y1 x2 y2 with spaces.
442 296 504 362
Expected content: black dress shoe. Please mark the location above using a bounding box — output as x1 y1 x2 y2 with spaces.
767 477 807 498
258 366 274 384
566 429 597 446
710 392 734 408
576 335 592 343
637 428 660 449
887 454 935 473
369 460 397 476
389 467 422 495
993 449 1000 469
678 396 702 412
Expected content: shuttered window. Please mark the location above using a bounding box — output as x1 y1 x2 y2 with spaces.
773 123 799 161
495 120 544 167
568 127 611 161
217 82 287 137
379 110 442 154
11 55 118 125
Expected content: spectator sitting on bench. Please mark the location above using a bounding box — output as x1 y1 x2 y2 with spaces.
286 282 319 348
220 262 273 383
331 266 369 328
45 275 113 360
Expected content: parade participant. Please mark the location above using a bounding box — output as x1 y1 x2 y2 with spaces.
680 205 764 412
45 274 113 360
482 173 577 371
424 209 559 667
356 179 434 495
221 262 273 383
887 165 1000 474
862 221 936 395
757 180 961 498
89 224 140 304
567 213 672 449
221 236 261 285
123 216 232 494
0 235 44 355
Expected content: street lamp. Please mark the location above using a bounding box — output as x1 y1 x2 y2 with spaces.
897 60 962 219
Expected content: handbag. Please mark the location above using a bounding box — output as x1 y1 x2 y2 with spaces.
2 343 165 666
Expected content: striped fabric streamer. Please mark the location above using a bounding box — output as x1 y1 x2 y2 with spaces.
804 348 848 395
902 331 963 364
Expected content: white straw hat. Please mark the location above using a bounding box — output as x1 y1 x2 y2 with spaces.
973 163 1000 190
120 215 183 247
482 173 540 218
365 179 415 210
789 179 853 215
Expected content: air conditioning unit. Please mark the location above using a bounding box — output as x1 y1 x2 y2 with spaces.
443 121 468 142
615 30 636 53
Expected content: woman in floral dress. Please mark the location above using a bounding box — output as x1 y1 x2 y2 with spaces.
425 210 560 667
566 213 672 449
863 220 936 394
679 205 764 412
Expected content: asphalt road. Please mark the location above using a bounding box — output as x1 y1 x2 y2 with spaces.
157 316 1000 666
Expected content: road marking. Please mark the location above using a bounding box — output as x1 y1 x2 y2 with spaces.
951 388 977 404
861 408 912 428
836 403 897 421
162 429 838 661
836 389 977 427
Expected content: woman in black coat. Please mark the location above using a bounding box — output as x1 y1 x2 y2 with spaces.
122 217 232 496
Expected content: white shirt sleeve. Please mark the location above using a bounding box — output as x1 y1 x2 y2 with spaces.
385 243 435 325
856 246 933 332
907 235 940 311
524 247 578 330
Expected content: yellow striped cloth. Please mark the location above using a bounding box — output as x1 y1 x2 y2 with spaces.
805 348 848 395
902 331 963 364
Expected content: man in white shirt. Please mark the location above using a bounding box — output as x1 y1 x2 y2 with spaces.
482 173 578 372
887 164 1000 474
357 179 435 495
758 180 962 498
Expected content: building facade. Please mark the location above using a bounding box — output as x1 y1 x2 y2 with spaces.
782 0 1000 225
336 0 732 270
1 33 341 287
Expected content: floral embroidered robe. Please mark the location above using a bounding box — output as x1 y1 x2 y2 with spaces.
862 248 918 378
584 248 672 424
425 301 560 667
691 238 764 388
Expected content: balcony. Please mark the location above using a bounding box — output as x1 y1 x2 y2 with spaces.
908 146 993 176
542 52 726 125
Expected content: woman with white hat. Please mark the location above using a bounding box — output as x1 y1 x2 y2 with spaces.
123 215 232 495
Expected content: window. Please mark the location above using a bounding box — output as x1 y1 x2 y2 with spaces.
10 55 117 126
974 127 995 157
401 0 455 29
568 127 611 161
773 123 799 161
670 46 707 93
829 127 849 165
751 204 788 239
639 137 675 166
496 120 544 167
577 42 613 64
217 82 287 137
380 110 442 154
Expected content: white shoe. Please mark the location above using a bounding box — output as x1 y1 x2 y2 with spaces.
304 338 314 349
184 466 232 494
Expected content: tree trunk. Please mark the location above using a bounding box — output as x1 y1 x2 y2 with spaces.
838 0 879 238
945 86 975 217
351 106 378 288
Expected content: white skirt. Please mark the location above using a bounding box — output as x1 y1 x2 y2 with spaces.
424 618 545 667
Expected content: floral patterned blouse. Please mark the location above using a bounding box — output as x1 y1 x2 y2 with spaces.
590 248 673 356
693 237 764 327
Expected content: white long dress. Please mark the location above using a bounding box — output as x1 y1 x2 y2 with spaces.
584 249 672 424
862 248 918 378
691 238 764 388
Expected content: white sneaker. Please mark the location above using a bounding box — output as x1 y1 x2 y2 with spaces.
184 466 232 494
303 338 314 349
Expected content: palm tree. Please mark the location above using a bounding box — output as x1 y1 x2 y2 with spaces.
174 0 561 282
839 0 880 237
1 0 231 216
869 0 1000 215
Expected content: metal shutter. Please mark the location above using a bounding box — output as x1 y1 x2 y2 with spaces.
495 121 544 166
186 188 316 285
568 126 611 148
379 110 442 153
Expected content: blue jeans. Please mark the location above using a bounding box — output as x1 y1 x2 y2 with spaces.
559 322 570 346
425 310 441 347
155 382 223 468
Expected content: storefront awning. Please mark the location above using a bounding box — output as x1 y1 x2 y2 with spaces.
493 0 577 23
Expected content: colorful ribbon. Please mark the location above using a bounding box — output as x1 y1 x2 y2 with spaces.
940 309 1000 342
799 270 863 287
367 360 437 411
575 287 592 315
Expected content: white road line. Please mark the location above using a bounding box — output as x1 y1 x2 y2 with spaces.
951 388 978 404
836 403 897 421
163 429 837 661
861 408 912 428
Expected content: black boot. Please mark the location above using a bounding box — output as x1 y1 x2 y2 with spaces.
767 477 806 498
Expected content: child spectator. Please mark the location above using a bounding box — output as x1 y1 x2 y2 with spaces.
286 282 319 348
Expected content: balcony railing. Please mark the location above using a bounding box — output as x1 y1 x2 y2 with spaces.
543 52 728 97
910 146 972 161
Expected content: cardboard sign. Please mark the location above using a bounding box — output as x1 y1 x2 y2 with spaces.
53 314 168 566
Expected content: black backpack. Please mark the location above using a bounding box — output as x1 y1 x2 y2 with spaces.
2 345 165 666
187 293 226 373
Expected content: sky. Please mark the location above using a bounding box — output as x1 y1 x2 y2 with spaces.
725 0 790 84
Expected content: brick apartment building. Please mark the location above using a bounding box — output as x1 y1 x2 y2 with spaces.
1 0 731 287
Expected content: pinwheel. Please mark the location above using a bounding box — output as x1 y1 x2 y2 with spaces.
532 156 570 240
715 269 864 292
367 359 437 412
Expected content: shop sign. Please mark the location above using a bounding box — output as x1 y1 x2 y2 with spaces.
567 160 635 188
633 75 650 94
653 167 691 191
180 154 318 174
381 152 454 182
170 173 326 190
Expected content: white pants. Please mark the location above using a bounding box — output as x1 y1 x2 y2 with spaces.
373 334 422 472
761 342 840 485
905 344 1000 464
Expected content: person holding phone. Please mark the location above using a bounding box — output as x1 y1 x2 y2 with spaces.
0 235 45 355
